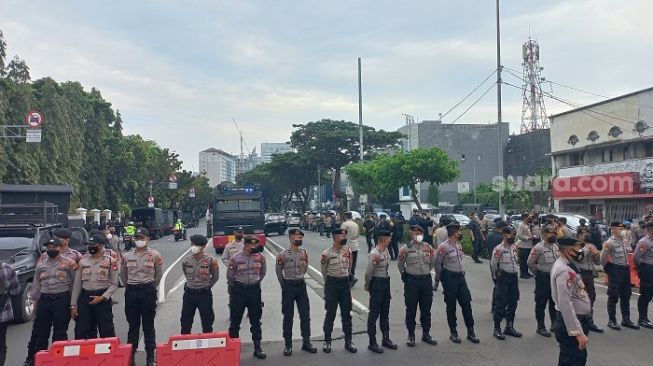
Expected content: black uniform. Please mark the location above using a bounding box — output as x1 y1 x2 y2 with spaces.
363 218 377 253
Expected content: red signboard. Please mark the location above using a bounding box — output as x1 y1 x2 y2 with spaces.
552 172 640 198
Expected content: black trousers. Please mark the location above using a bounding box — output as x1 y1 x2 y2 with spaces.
472 239 483 260
606 264 631 320
403 275 432 335
323 277 352 341
441 270 474 332
535 271 557 327
579 270 596 306
281 280 311 343
125 284 157 356
553 312 590 366
390 233 401 259
366 234 374 253
180 287 214 334
0 321 7 366
30 292 71 360
637 263 653 320
229 283 263 341
74 289 115 339
368 278 391 342
518 248 532 276
351 251 358 277
493 272 519 322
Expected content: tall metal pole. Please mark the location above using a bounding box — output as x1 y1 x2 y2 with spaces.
473 158 477 204
358 57 364 161
496 0 505 218
317 164 321 207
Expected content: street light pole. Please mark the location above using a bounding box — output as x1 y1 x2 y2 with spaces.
473 157 478 204
496 0 505 218
358 57 364 161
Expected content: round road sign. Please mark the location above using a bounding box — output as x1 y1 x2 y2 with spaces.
148 196 155 203
25 110 44 128
169 175 178 183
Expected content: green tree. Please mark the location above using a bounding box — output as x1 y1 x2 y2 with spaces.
0 30 6 77
6 55 30 83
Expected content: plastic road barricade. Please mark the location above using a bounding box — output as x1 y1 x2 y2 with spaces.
603 253 640 288
35 337 132 366
156 332 241 366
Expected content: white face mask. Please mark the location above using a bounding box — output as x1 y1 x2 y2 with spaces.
106 234 113 239
135 240 147 248
415 235 424 242
190 246 202 255
619 229 627 236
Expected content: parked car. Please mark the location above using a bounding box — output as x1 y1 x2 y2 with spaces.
286 212 301 227
265 213 288 236
539 212 609 239
452 214 471 227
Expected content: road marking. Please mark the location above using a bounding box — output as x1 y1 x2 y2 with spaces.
594 283 640 297
158 245 193 303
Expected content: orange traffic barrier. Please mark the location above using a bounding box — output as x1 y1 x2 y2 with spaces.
35 337 132 366
603 253 640 288
156 332 241 366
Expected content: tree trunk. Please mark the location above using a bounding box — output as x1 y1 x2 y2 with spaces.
410 184 423 211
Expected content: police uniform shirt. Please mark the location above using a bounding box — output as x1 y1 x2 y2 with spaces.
491 242 518 275
600 236 629 266
340 220 361 252
182 254 219 289
577 243 601 271
365 247 390 289
31 256 78 300
222 239 244 265
275 248 309 284
227 252 266 286
527 241 559 274
320 246 352 278
516 222 533 249
434 239 464 281
634 236 653 266
120 248 163 286
398 241 436 276
40 247 83 263
71 253 119 301
551 256 592 336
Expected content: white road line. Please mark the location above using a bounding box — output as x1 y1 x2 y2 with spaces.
158 246 193 303
594 283 641 297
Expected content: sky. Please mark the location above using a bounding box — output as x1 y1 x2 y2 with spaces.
1 0 652 170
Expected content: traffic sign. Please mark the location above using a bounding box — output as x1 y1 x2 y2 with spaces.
148 196 155 203
25 129 42 143
189 187 196 198
169 175 178 183
25 110 44 128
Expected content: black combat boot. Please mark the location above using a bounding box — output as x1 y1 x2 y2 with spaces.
145 354 155 366
493 320 506 340
344 339 357 353
381 333 398 350
504 321 523 338
283 340 292 356
322 340 332 353
421 333 437 345
639 319 653 329
607 319 621 331
621 318 640 330
588 311 604 333
22 358 34 366
367 339 383 354
536 325 551 337
301 338 317 353
449 331 462 344
466 329 480 344
406 333 416 347
253 340 266 359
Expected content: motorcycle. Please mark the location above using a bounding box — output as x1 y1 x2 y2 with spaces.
172 228 185 242
122 234 135 251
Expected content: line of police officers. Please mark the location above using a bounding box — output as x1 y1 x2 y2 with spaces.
21 219 653 366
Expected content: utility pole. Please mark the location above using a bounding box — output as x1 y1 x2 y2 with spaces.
358 57 364 161
317 163 321 208
496 0 505 218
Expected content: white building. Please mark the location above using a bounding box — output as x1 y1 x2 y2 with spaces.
199 148 236 187
260 142 293 163
550 87 653 222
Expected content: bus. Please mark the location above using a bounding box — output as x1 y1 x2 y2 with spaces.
211 186 265 254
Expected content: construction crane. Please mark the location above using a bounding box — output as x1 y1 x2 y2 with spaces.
232 117 250 176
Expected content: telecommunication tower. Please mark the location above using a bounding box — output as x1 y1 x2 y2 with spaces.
520 37 548 133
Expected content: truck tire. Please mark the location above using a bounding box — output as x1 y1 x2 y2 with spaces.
12 282 35 323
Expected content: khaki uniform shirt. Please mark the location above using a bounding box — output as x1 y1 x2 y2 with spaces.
182 254 219 289
434 239 465 282
551 257 591 336
227 252 266 286
365 247 390 290
528 241 559 274
71 253 119 302
275 248 309 284
491 242 519 277
32 256 78 300
398 241 435 276
600 236 630 267
120 247 163 286
321 246 352 278
222 239 244 265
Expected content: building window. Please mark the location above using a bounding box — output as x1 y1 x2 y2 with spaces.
570 152 583 166
645 142 653 157
402 186 410 197
609 149 614 162
622 145 629 160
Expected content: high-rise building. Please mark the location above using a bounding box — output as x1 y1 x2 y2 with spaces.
199 148 236 187
260 142 293 163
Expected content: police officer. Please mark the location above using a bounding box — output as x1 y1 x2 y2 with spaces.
222 227 245 264
490 227 522 340
551 236 591 366
120 228 163 366
577 227 604 333
321 228 357 354
125 221 137 237
434 223 479 344
227 236 267 359
276 229 317 356
601 222 639 330
1 261 20 366
180 234 219 334
516 213 535 278
633 222 653 329
27 238 78 365
397 226 437 347
70 234 119 339
363 214 377 253
365 230 397 353
527 227 559 337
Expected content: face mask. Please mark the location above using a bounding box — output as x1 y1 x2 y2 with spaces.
570 248 585 262
546 236 557 244
415 235 424 242
235 235 244 241
46 249 59 258
190 246 202 255
135 240 147 248
88 246 99 255
340 238 348 246
294 239 303 246
249 246 263 254
619 229 626 236
106 234 113 239
506 237 515 244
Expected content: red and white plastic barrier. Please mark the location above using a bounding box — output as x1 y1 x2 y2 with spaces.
35 337 132 366
156 332 241 366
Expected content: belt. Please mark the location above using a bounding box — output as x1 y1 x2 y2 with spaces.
614 264 630 271
557 311 590 322
126 283 155 289
405 274 431 280
81 288 108 296
500 270 518 276
234 282 260 289
371 277 390 282
184 286 211 293
443 270 465 278
40 291 70 300
283 279 305 284
326 276 349 282
537 270 551 276
579 269 594 274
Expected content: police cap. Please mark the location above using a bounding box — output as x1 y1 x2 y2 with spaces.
234 226 244 233
135 228 150 238
557 236 579 247
410 225 424 233
243 236 260 245
53 228 72 239
190 234 208 246
288 228 304 236
502 226 516 234
331 228 346 235
88 234 107 246
495 220 509 229
43 238 61 247
446 223 461 236
377 230 392 237
610 221 625 228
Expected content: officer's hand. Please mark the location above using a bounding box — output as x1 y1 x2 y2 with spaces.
401 272 407 283
364 285 369 292
70 308 78 319
89 296 105 305
576 334 588 350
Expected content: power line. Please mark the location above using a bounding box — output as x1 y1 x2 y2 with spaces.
441 69 497 119
451 82 497 124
